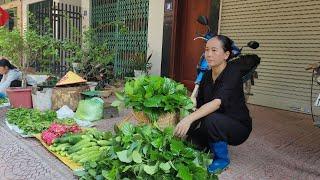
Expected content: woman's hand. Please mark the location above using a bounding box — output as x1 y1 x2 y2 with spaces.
174 117 193 138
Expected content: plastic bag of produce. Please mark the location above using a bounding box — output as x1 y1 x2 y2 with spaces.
56 105 75 119
74 97 104 121
32 88 53 111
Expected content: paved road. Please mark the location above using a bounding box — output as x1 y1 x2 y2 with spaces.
0 108 76 180
0 104 130 180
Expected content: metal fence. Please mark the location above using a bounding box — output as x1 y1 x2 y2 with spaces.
29 0 82 75
91 0 149 78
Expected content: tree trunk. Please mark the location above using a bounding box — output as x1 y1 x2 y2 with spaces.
21 72 27 88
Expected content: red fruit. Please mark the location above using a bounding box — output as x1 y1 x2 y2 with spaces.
68 124 81 133
41 130 59 145
48 123 68 136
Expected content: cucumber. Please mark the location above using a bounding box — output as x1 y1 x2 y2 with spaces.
68 142 97 154
48 146 55 151
68 135 83 145
56 143 70 151
54 134 83 145
67 139 91 154
61 145 71 151
50 146 60 152
97 140 112 146
60 151 67 156
78 151 101 163
73 150 100 162
99 146 110 151
71 146 100 156
81 134 94 139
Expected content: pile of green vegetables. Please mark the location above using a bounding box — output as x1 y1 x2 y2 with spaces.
0 98 8 104
6 108 57 135
52 123 217 180
112 76 194 122
49 128 112 164
58 118 77 126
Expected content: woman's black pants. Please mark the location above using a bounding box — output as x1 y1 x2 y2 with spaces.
187 112 252 151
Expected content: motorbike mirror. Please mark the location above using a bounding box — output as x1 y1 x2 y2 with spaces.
247 41 259 49
197 16 208 26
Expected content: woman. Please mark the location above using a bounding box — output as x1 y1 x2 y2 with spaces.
0 58 22 97
174 35 252 174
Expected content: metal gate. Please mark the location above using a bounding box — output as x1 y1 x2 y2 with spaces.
29 0 82 75
91 0 149 78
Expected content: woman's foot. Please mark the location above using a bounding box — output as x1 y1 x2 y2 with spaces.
208 141 230 174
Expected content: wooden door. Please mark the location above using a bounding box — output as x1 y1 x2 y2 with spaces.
174 0 212 90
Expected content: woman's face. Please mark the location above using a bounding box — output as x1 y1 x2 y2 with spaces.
205 38 230 67
0 66 9 75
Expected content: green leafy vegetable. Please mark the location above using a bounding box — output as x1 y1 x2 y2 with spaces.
73 123 217 180
112 75 194 123
0 98 8 105
6 108 57 135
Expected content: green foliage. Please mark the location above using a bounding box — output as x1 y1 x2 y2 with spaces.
73 123 218 180
130 52 152 73
61 21 128 81
0 13 59 70
112 76 194 122
6 108 57 135
0 13 59 87
0 98 8 104
0 28 24 66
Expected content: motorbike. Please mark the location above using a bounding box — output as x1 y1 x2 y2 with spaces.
190 15 261 105
305 63 320 127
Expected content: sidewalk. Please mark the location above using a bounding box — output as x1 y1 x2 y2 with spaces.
0 103 129 180
0 104 319 179
0 108 75 180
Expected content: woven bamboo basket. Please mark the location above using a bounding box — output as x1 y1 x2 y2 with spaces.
132 111 178 130
51 85 89 111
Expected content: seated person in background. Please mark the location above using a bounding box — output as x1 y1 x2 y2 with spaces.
0 58 22 97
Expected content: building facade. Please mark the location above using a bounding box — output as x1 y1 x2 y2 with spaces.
3 0 318 114
157 0 320 115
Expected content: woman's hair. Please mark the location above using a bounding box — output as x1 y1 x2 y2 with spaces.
215 35 234 60
0 58 16 69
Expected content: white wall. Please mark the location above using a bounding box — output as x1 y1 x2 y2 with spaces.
55 0 81 6
81 0 90 31
147 0 165 75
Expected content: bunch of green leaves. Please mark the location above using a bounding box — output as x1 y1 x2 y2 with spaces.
6 108 57 135
54 118 76 126
112 76 194 122
76 123 217 180
0 98 8 105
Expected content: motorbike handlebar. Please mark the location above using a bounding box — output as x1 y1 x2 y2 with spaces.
305 63 320 70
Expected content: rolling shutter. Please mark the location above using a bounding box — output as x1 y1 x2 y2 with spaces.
219 0 320 114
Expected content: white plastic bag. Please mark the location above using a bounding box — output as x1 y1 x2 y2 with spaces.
32 88 53 111
56 105 75 119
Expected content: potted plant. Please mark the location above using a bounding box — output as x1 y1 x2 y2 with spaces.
0 17 58 108
61 40 83 72
62 28 115 89
131 52 152 77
